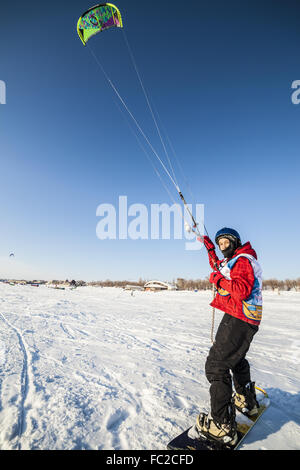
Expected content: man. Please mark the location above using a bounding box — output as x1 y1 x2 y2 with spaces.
196 228 263 446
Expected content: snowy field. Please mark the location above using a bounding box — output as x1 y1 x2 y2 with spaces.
0 284 299 450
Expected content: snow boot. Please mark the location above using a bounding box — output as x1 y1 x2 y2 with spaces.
234 381 259 416
195 409 238 446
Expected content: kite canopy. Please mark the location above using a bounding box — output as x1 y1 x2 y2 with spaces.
77 3 123 46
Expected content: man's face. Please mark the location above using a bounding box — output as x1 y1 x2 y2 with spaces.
218 237 230 251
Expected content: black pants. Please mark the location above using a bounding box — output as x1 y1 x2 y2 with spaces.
205 313 258 424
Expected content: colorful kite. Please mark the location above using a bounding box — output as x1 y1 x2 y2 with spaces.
77 3 123 45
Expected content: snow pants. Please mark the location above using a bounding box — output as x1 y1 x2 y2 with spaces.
205 313 258 424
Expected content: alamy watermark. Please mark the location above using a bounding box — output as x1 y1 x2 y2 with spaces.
291 80 300 105
0 80 6 104
96 196 205 251
291 340 300 367
0 339 6 366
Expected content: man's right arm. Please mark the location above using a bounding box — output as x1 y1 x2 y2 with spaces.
198 236 220 270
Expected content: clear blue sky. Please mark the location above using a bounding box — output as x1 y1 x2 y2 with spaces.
0 0 299 281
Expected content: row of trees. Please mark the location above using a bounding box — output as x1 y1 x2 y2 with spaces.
88 279 146 288
262 278 300 291
16 278 299 291
176 278 211 291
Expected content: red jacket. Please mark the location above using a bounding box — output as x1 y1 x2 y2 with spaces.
208 242 262 326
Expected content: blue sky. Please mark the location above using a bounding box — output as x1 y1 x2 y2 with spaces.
0 0 299 281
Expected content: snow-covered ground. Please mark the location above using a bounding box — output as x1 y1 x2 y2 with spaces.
0 284 299 450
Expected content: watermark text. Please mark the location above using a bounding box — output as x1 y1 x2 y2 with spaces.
0 80 6 104
291 80 300 105
96 196 204 251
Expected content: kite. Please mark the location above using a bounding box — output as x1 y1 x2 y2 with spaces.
76 3 205 242
77 3 123 46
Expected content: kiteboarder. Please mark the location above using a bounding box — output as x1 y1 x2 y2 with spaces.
196 228 263 445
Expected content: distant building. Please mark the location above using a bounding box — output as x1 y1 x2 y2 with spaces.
144 280 177 292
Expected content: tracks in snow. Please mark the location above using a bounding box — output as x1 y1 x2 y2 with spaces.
0 312 33 449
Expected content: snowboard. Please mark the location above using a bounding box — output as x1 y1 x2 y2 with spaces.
167 386 269 451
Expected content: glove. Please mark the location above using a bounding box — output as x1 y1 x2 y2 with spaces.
197 236 216 252
209 271 224 286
